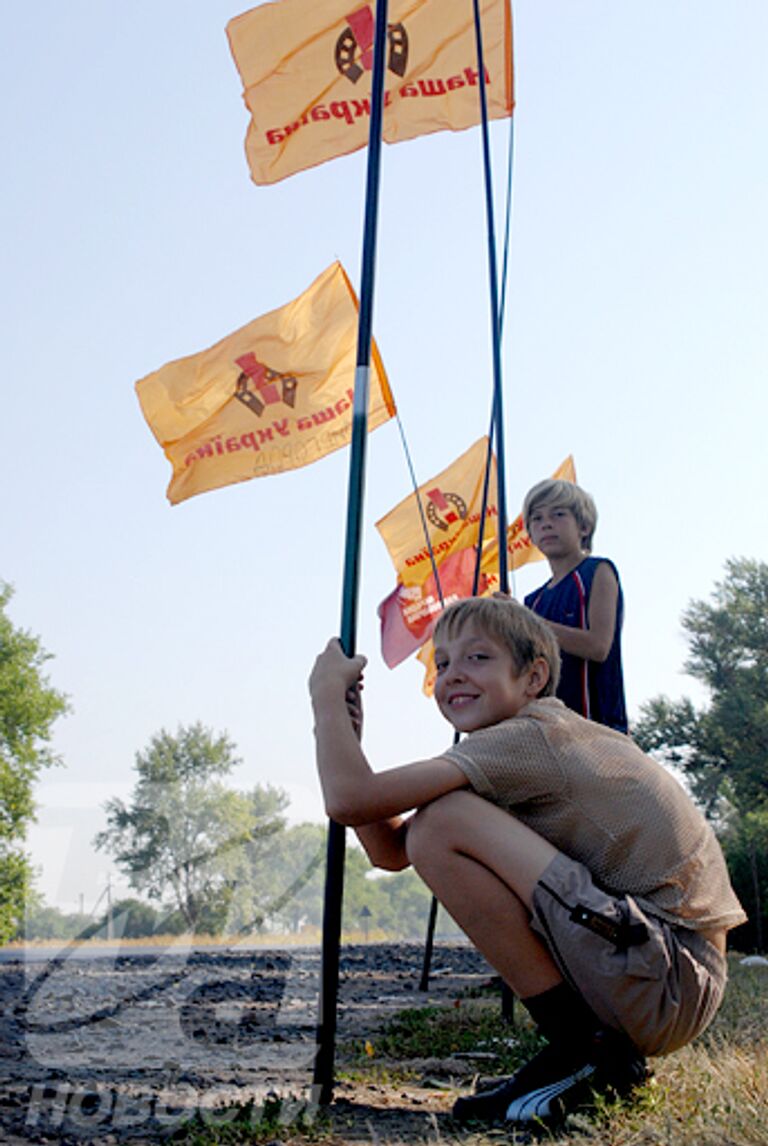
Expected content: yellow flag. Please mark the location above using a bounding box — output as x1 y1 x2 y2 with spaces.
227 0 514 185
136 262 395 505
409 455 578 693
376 437 497 588
477 454 577 577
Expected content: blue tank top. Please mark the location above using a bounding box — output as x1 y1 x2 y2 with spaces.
524 556 628 733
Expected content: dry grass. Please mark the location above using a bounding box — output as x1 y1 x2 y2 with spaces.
5 926 390 950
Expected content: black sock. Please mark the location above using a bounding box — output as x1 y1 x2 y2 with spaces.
521 982 601 1050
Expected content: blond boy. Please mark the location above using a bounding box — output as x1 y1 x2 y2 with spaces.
309 598 745 1127
523 479 627 731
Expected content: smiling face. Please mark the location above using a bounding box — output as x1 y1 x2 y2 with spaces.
527 503 585 562
433 624 549 733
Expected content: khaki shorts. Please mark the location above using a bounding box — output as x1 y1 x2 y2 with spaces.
531 852 727 1056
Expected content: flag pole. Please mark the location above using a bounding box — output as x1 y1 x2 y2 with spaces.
472 0 509 593
313 0 390 1106
473 1 517 1020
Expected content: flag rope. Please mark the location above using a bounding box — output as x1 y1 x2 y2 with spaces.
313 0 390 1107
395 413 446 606
478 105 517 597
499 115 516 336
390 94 516 617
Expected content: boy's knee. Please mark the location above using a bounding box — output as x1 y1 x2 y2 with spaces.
406 790 473 866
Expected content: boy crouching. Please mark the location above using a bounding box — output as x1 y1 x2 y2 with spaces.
309 598 745 1128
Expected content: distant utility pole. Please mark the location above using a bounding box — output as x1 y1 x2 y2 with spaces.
106 876 113 941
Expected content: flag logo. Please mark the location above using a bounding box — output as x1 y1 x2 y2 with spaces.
227 0 513 185
234 354 298 418
135 261 395 504
425 488 467 532
335 6 409 84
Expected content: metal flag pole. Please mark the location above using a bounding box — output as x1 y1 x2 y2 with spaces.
472 0 516 1021
473 0 509 593
312 0 390 1107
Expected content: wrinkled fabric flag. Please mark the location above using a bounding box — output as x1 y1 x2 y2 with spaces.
380 455 577 674
136 262 395 504
376 436 498 587
476 453 577 578
378 547 489 668
227 0 514 184
376 437 497 667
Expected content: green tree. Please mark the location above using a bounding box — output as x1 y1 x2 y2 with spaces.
718 810 768 953
374 869 459 939
99 897 162 939
94 723 288 934
230 823 378 937
0 582 68 943
633 558 768 815
246 821 326 933
18 902 91 941
633 558 768 949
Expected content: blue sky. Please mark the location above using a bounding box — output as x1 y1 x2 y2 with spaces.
2 1 766 911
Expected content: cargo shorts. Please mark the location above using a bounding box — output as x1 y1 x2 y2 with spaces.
530 852 728 1057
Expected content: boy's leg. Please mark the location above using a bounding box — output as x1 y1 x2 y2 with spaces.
407 791 647 1126
406 790 562 996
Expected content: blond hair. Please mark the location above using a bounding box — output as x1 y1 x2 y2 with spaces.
433 597 560 697
523 480 598 552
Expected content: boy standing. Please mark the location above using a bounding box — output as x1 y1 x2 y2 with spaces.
309 598 745 1128
523 479 627 732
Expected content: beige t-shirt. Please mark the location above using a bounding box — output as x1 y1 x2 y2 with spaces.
443 698 746 932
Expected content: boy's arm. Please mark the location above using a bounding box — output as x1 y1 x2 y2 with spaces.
310 638 467 833
337 678 413 871
354 818 412 871
544 561 619 662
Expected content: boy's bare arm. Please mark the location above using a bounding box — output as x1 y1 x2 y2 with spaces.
543 561 619 662
310 638 466 830
354 818 411 871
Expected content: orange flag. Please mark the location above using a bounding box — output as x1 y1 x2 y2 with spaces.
476 453 577 579
379 455 577 676
136 262 395 505
376 438 497 666
376 437 498 587
227 0 514 185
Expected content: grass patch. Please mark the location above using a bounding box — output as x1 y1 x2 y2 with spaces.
168 1092 330 1145
346 997 543 1074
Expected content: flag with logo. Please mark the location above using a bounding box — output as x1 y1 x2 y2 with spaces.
379 454 577 672
136 262 395 505
376 438 497 666
476 453 577 578
227 0 514 185
377 437 498 587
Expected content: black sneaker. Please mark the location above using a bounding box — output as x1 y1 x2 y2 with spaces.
452 1033 647 1127
591 1027 650 1097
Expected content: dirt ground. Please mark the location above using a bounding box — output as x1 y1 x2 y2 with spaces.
0 941 500 1144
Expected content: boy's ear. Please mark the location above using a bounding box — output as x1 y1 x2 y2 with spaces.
526 657 550 696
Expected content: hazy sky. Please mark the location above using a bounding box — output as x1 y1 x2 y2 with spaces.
2 2 765 912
